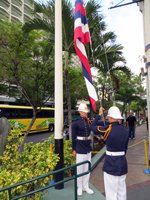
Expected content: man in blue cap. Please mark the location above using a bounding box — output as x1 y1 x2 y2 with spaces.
126 112 136 139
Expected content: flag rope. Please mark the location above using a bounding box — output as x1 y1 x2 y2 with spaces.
74 0 98 111
98 24 116 105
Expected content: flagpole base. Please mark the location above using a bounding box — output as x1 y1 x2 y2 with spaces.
54 138 64 189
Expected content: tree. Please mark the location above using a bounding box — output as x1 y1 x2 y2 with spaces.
82 0 131 107
0 20 54 151
66 66 88 109
115 72 146 117
23 0 133 132
23 0 75 135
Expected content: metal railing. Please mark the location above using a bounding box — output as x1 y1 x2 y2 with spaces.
0 160 91 200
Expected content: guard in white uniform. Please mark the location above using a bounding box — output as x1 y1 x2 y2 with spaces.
72 103 94 196
91 106 129 200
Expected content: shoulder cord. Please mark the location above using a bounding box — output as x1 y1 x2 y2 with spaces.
97 124 112 141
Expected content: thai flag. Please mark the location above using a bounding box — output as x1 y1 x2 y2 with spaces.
74 0 98 111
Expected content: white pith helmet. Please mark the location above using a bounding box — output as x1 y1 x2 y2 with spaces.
78 103 89 113
107 106 123 119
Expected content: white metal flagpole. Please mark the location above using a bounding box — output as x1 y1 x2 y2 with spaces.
54 0 64 189
143 0 150 167
139 0 150 171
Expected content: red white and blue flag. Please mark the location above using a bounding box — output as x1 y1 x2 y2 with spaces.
74 0 98 111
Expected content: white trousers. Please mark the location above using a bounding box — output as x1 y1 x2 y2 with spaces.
104 172 127 200
76 152 91 190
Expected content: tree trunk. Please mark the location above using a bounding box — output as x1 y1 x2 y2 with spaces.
121 102 126 116
102 85 105 105
18 108 37 152
0 117 11 156
64 51 72 138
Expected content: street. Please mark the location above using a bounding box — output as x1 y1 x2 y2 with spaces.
25 131 53 143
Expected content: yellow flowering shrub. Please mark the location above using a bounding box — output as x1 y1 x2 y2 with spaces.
0 130 59 200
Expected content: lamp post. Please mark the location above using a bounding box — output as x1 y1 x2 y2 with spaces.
138 0 150 165
54 0 64 189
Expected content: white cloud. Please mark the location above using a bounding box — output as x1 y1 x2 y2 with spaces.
102 1 144 74
36 0 145 74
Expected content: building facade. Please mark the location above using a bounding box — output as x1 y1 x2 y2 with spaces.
0 0 41 23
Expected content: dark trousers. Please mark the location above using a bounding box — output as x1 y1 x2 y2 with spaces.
129 126 135 139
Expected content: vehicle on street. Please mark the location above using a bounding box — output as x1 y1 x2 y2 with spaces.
0 104 54 133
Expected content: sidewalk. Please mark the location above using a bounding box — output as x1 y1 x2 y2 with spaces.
44 147 106 200
90 123 150 200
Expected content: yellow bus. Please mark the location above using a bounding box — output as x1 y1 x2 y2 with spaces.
0 104 54 133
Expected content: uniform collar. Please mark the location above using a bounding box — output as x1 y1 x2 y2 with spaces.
110 122 120 125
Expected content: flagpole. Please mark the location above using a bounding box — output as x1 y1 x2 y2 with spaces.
138 0 150 170
54 0 64 189
142 0 150 166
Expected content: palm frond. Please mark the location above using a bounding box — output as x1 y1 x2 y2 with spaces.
62 0 74 51
23 18 53 35
112 66 131 76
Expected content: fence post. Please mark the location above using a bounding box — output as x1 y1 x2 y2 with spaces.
74 165 78 200
143 136 150 174
8 188 12 200
49 140 54 185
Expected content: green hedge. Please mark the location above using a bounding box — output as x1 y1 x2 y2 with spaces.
0 130 75 200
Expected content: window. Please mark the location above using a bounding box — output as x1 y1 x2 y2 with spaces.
3 108 16 119
15 109 33 119
37 110 54 118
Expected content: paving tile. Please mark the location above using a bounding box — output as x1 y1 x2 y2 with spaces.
90 124 150 200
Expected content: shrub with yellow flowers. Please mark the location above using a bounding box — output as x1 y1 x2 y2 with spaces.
0 129 60 200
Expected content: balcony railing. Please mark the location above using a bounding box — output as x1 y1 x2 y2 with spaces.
24 0 33 7
11 5 22 18
0 0 9 11
0 7 9 18
11 0 22 8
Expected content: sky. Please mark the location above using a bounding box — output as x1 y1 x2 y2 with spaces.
35 0 145 75
102 0 145 75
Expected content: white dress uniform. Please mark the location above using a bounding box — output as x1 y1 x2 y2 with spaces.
91 106 129 200
72 103 94 196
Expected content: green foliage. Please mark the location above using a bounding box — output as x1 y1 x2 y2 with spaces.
0 130 59 200
130 101 140 112
130 99 147 113
65 66 88 109
64 139 75 176
0 19 55 151
0 130 75 199
115 72 146 115
0 20 54 107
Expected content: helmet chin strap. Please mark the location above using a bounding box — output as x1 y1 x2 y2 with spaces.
79 111 87 118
